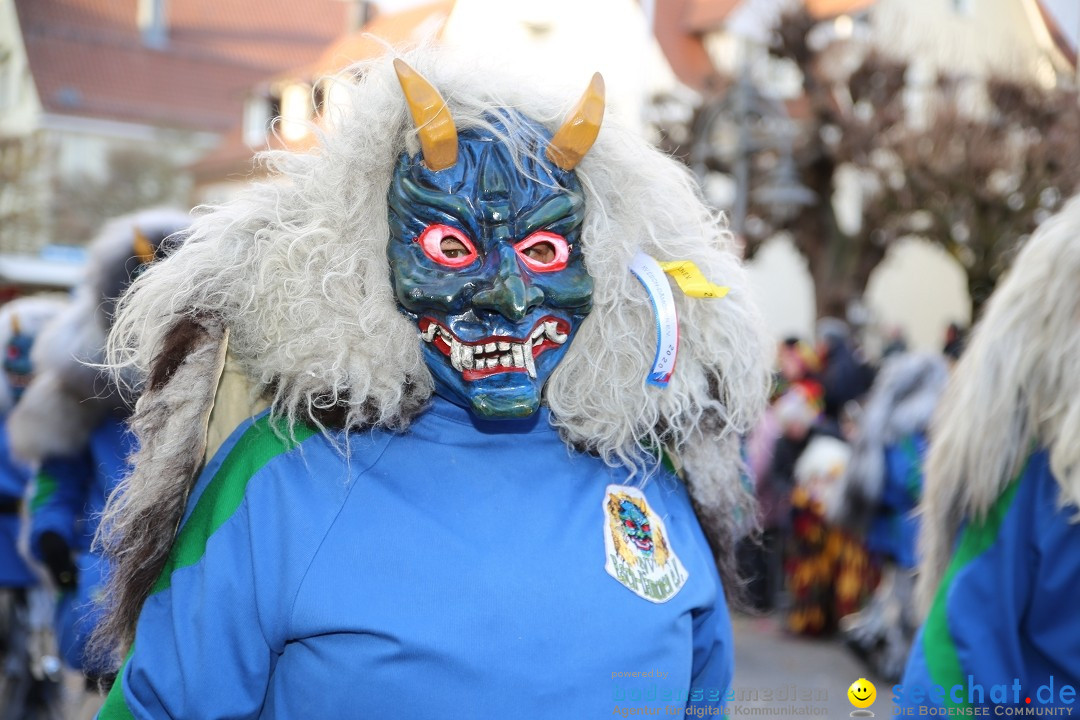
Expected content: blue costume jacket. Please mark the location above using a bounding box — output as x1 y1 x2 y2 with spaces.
101 396 733 718
30 413 135 670
866 433 926 571
0 414 35 587
899 449 1080 709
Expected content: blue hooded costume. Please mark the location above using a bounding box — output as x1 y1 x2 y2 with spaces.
900 198 1080 709
8 210 190 674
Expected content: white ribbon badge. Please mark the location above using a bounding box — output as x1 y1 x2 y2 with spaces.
629 252 679 387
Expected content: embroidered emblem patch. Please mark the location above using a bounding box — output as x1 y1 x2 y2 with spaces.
603 484 688 603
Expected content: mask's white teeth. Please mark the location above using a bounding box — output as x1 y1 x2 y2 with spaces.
485 342 496 353
461 343 475 370
544 322 568 344
523 343 537 378
450 337 464 372
531 324 545 341
421 323 438 342
485 356 498 369
497 341 510 351
499 354 512 367
511 343 525 368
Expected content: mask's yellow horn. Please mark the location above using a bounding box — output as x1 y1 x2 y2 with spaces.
393 58 458 171
546 73 605 171
133 226 156 265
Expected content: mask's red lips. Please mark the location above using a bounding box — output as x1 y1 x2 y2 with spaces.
418 316 570 380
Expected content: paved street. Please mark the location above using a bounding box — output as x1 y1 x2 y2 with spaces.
731 613 891 719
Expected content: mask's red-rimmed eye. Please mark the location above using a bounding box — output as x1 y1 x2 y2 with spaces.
416 224 478 268
515 231 569 272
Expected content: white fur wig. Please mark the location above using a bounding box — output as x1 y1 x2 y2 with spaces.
838 353 948 526
917 196 1080 615
0 296 68 414
7 208 192 463
97 49 772 656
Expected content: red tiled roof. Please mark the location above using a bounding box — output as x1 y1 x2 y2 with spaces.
804 0 876 19
192 1 454 184
683 0 742 34
655 0 725 91
684 0 876 33
15 0 350 132
293 1 453 81
191 124 318 185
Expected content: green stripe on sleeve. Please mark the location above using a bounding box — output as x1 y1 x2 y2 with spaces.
98 651 136 720
99 418 317 719
150 417 317 595
29 471 58 512
922 462 1026 706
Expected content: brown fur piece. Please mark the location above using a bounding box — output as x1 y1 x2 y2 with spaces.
91 315 227 665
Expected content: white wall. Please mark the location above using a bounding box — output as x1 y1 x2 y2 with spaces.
745 235 816 341
441 0 679 132
0 0 42 135
744 235 971 353
870 0 1065 85
864 237 970 352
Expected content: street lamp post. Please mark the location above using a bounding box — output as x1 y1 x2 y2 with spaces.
690 48 815 239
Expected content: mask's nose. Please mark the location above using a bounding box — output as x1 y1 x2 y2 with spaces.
471 245 544 322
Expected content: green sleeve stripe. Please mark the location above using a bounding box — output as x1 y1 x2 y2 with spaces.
98 651 136 720
900 435 924 500
922 461 1026 706
150 417 317 596
29 471 58 512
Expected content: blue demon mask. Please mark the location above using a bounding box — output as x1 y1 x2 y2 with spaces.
4 323 33 403
387 61 604 418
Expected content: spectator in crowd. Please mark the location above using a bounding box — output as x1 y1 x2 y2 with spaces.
8 210 189 698
837 352 949 681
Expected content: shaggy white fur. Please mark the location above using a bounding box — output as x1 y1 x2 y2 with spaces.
917 196 1080 615
0 295 68 414
7 208 191 463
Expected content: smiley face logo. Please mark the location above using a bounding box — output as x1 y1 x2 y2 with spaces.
848 678 876 710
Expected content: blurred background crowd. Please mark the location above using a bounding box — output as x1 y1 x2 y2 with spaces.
0 0 1078 717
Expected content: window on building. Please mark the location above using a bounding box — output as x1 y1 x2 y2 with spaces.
313 80 327 118
243 92 281 147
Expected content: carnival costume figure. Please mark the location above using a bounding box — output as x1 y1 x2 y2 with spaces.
8 209 191 678
901 198 1080 706
0 295 66 717
91 53 771 718
837 353 948 681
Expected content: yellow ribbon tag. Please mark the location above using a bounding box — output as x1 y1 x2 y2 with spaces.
657 261 730 299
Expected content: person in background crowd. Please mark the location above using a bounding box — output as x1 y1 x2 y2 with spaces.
815 318 875 429
941 322 966 362
0 296 66 719
776 336 823 399
903 198 1080 705
837 352 949 681
776 386 876 636
741 339 824 612
7 210 190 701
880 326 909 359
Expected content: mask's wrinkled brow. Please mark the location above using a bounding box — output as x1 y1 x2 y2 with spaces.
519 194 584 237
392 164 585 242
391 174 474 229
